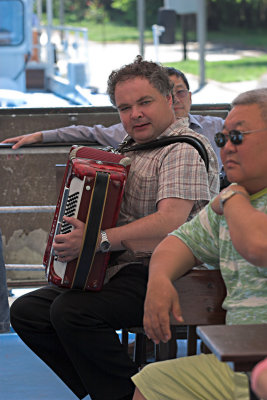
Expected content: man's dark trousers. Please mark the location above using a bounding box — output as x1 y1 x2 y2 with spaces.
10 263 148 400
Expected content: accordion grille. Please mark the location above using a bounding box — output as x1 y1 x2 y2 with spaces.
60 191 80 234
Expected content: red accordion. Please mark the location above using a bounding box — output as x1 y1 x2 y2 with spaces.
43 145 130 291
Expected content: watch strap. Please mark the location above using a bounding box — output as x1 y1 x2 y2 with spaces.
100 230 111 252
220 189 249 212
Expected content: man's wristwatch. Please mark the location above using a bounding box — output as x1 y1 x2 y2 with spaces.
99 231 111 253
219 187 248 211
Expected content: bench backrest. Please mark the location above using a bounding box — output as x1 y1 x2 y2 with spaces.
172 269 226 326
121 238 227 327
0 103 230 141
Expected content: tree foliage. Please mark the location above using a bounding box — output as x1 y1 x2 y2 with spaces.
111 0 163 26
207 0 267 30
52 0 267 31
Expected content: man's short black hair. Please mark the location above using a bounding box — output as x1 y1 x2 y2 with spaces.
165 67 190 91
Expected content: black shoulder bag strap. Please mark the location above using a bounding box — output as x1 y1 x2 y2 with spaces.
120 135 209 172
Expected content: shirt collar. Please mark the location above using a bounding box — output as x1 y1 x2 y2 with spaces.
250 187 267 201
188 113 202 129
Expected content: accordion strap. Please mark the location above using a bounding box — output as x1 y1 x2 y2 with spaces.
120 135 209 172
72 171 110 289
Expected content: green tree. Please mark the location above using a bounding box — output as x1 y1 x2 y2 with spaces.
111 0 163 26
208 0 267 30
87 0 109 42
61 0 89 22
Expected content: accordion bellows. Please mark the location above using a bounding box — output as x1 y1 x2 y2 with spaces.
43 145 130 291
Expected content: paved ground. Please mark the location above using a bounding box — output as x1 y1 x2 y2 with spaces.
86 40 267 104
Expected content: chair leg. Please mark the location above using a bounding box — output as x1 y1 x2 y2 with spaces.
187 326 197 356
134 332 147 367
155 326 177 361
121 329 129 348
200 341 211 354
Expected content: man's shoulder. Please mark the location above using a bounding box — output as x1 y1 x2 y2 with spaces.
189 113 224 128
170 122 213 145
163 125 215 166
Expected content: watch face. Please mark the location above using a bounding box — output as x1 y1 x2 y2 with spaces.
101 241 110 252
100 231 111 253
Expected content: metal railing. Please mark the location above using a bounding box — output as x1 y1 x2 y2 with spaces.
34 24 89 79
0 206 56 214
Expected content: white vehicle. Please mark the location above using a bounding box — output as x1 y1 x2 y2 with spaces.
0 0 110 107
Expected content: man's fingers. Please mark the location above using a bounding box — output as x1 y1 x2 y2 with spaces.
143 312 171 344
62 216 83 230
12 141 23 149
171 301 184 324
1 137 22 149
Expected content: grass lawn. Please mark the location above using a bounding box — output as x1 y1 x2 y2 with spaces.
49 18 267 83
165 56 267 83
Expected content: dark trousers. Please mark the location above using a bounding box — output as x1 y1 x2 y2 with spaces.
10 263 148 400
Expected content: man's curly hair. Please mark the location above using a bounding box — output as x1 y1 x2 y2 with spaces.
107 55 173 107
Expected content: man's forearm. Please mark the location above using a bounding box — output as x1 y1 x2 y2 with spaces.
42 123 126 147
105 197 194 251
143 235 197 343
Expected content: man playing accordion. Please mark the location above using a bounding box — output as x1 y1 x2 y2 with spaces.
10 56 219 400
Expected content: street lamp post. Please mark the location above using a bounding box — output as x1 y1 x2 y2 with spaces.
137 0 145 58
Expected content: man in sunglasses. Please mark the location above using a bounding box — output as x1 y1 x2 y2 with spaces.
1 68 224 166
131 87 267 400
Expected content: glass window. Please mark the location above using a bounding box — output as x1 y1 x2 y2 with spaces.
0 0 24 46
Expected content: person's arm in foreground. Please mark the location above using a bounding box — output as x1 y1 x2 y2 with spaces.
1 123 126 149
211 184 267 266
143 235 199 344
251 358 267 400
2 131 43 148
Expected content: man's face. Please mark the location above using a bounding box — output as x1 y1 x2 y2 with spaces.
115 77 175 144
169 75 192 118
221 103 267 193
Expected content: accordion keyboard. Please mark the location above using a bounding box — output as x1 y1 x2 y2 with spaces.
60 192 80 234
56 176 85 236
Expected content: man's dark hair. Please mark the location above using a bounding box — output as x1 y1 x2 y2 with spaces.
107 55 173 107
165 67 190 91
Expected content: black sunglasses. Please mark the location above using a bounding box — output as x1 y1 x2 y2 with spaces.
214 128 267 148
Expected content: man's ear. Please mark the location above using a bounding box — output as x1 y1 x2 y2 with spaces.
189 91 192 106
166 93 173 106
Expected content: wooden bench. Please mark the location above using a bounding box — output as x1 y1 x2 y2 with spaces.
197 324 267 372
0 103 230 141
122 269 226 366
0 106 120 141
121 239 226 366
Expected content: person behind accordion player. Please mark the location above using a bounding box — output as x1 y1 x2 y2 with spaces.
10 56 219 400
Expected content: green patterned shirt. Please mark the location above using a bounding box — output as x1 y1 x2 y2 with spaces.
171 187 267 325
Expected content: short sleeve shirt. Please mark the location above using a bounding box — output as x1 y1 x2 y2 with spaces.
172 188 267 325
118 118 219 226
